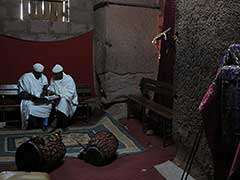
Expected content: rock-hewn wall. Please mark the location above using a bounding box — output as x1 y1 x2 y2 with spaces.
175 0 240 179
0 0 94 41
94 0 161 118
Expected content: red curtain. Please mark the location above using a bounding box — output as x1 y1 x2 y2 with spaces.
0 32 94 95
157 0 176 84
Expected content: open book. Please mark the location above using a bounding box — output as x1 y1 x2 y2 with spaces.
44 95 59 101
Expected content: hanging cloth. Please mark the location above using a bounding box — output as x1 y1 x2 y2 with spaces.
199 44 240 180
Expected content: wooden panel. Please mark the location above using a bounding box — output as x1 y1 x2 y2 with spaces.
140 77 174 97
127 77 174 147
0 105 20 110
0 84 19 96
77 84 92 101
128 95 172 120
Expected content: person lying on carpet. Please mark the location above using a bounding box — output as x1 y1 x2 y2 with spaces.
47 64 78 131
18 63 52 130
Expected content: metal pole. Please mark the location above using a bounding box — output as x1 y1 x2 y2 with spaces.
180 123 204 180
184 125 204 180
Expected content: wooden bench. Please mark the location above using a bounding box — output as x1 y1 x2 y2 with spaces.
75 83 93 122
127 77 174 147
0 83 94 127
0 84 21 127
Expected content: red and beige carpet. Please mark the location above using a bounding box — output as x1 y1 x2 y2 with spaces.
0 116 176 180
0 114 144 163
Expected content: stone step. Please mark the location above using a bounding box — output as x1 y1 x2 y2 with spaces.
154 160 195 180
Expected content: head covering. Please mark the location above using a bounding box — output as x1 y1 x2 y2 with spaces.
220 44 240 66
52 64 63 73
33 63 44 73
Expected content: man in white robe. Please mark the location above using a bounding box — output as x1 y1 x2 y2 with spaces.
48 64 78 130
18 63 52 130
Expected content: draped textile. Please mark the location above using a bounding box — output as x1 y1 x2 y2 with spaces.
18 72 52 129
199 44 240 180
48 73 78 118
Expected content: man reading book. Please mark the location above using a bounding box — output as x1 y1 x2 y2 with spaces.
18 63 52 130
48 64 78 130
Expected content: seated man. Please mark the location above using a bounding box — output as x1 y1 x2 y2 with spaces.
48 64 78 130
18 63 52 130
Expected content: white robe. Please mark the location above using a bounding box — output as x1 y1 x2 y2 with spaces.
48 73 78 118
18 72 52 129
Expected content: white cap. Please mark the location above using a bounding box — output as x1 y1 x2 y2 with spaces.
52 64 63 73
33 63 44 73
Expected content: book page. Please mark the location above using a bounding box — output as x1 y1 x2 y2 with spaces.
44 95 59 101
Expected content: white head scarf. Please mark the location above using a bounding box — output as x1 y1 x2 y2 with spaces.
33 63 44 73
52 64 63 73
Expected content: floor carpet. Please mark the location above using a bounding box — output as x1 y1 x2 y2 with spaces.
0 113 144 163
0 117 176 180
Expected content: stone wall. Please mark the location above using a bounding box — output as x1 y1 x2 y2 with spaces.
0 0 94 41
94 0 161 119
174 0 240 179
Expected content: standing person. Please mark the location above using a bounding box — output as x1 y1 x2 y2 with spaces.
48 64 78 130
199 44 240 179
18 63 52 130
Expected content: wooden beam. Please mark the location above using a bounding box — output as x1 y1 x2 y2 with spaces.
94 1 160 11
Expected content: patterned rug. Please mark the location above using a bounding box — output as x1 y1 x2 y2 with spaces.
0 113 144 163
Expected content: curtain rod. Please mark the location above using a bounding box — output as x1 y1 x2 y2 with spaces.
93 1 160 11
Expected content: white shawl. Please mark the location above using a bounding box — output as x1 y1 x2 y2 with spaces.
48 73 78 118
18 72 52 129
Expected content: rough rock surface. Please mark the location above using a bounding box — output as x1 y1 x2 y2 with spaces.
175 0 240 179
94 2 161 119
